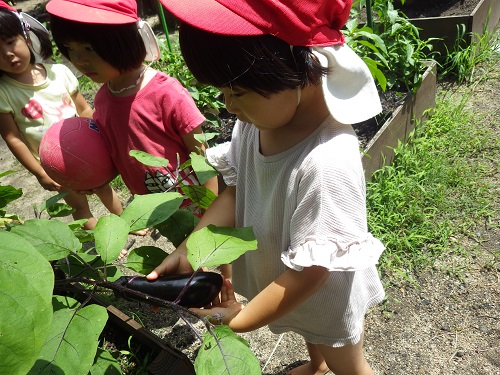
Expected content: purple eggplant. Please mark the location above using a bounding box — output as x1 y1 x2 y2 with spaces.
113 272 223 307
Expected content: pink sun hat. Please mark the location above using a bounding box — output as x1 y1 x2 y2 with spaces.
158 0 351 47
46 0 138 24
0 1 16 11
46 0 160 62
158 0 382 124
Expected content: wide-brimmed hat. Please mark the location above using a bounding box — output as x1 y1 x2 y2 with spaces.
46 0 138 24
0 2 51 62
159 0 351 47
158 0 381 124
46 0 160 61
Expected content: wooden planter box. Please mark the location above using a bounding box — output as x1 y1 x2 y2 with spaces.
404 0 500 54
362 61 437 179
70 284 196 375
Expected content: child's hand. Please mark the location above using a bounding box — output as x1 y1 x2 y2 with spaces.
37 174 61 191
147 245 194 280
190 279 243 326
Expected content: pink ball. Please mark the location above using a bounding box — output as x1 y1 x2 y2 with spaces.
39 117 117 191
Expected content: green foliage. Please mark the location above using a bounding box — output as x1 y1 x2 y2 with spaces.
187 225 258 270
367 90 498 276
0 232 53 375
125 246 170 274
195 326 261 374
439 24 499 83
0 153 260 375
347 0 437 93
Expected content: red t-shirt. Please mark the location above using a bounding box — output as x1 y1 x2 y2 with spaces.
93 71 205 195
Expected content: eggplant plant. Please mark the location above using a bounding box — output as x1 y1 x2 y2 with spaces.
0 150 261 374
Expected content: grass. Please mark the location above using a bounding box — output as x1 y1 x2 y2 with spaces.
367 54 499 280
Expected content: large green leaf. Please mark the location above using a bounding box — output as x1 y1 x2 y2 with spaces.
52 295 80 312
129 150 168 167
0 231 54 375
193 132 218 144
190 152 219 185
28 304 108 375
125 246 168 274
10 219 80 261
0 185 23 209
155 209 199 247
194 325 261 374
186 225 257 270
94 214 129 263
39 191 70 214
89 349 121 375
60 252 123 282
46 203 74 218
181 184 216 209
121 193 184 232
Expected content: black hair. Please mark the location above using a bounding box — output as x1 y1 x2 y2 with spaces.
179 22 328 97
0 8 52 75
49 15 146 72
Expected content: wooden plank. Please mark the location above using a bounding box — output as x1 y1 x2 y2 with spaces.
69 284 196 375
471 0 500 38
362 62 437 180
409 15 471 54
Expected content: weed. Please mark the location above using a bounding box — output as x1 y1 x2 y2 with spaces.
367 81 499 277
439 21 500 83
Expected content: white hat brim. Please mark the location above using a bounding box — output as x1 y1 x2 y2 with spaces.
137 20 160 62
20 12 49 62
312 44 382 125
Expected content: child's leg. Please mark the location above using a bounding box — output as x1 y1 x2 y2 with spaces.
63 191 97 230
93 184 123 216
318 334 373 375
287 341 330 375
288 333 373 375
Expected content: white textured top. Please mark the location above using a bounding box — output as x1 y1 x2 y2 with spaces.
207 116 385 345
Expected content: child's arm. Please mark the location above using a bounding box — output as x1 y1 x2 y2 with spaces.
181 124 219 195
0 113 61 191
190 265 331 332
71 91 94 119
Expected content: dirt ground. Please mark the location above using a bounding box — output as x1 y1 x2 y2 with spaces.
2 1 499 375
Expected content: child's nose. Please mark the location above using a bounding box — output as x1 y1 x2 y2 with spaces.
71 52 89 66
1 46 13 59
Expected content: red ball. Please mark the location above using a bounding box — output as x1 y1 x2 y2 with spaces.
39 117 117 191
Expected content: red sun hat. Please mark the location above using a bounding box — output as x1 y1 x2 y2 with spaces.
158 0 352 47
0 1 16 12
46 0 138 24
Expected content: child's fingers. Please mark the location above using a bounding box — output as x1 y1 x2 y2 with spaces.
220 279 236 303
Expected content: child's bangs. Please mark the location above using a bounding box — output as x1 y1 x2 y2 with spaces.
0 10 23 39
179 22 300 96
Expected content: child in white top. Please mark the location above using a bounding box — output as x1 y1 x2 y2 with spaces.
0 4 123 230
149 0 386 374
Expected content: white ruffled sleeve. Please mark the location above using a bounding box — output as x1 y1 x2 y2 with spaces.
206 141 238 186
281 234 385 271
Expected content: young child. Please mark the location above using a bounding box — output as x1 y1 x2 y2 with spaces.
46 0 218 204
148 0 386 374
0 4 123 231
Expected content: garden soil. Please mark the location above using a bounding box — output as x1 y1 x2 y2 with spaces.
2 1 499 374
